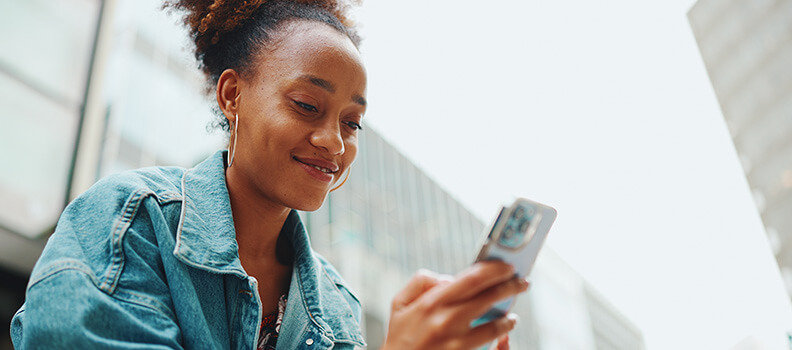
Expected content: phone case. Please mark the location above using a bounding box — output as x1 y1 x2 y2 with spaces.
471 197 557 328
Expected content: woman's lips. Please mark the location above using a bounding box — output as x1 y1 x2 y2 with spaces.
293 156 338 183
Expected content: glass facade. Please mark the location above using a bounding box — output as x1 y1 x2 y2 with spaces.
301 128 487 348
689 0 792 298
0 1 645 349
304 128 645 349
97 0 224 175
0 1 100 347
0 0 98 239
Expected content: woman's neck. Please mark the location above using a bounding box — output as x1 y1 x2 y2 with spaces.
225 167 291 262
226 167 294 311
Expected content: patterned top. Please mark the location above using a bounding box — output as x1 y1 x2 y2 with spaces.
256 295 286 350
257 295 287 350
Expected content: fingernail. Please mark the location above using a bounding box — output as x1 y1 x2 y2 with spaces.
507 313 520 325
518 278 530 289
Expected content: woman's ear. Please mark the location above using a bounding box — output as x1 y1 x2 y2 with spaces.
216 69 241 123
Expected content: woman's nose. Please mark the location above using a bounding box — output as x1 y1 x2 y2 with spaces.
310 119 345 156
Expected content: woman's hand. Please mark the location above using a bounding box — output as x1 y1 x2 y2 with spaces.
381 261 529 350
496 335 511 350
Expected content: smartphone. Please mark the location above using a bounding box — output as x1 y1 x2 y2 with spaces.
470 197 557 329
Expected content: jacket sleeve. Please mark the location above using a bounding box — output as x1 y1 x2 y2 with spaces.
11 266 183 349
10 175 184 349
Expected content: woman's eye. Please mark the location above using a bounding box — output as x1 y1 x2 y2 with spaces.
295 101 318 112
345 121 363 131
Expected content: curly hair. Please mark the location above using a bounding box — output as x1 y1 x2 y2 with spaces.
164 0 362 131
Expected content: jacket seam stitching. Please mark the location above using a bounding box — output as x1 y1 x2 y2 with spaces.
296 267 329 337
112 288 178 321
27 260 99 290
99 189 152 294
318 265 366 345
296 263 366 347
28 265 178 324
173 168 190 265
320 262 362 304
156 192 182 205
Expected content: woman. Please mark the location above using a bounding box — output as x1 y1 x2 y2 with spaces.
11 0 528 348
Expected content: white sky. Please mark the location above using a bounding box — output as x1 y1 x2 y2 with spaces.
352 0 792 349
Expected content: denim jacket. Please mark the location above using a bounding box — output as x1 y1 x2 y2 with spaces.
11 150 366 350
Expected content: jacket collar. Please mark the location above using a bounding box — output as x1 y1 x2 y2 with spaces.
175 150 364 346
174 150 246 277
281 210 367 347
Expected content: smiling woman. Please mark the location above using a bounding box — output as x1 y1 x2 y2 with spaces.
10 1 529 349
218 20 367 212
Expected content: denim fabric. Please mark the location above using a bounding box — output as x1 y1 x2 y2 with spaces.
11 151 366 350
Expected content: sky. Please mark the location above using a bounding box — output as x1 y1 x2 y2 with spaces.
351 0 792 349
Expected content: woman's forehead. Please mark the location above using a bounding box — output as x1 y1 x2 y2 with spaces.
265 21 360 61
251 21 367 92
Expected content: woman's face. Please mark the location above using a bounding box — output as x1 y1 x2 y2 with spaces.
226 20 367 211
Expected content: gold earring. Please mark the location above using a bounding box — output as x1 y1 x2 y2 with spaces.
228 114 239 167
330 168 351 192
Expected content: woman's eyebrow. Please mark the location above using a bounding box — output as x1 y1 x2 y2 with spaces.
299 74 366 107
300 74 335 93
353 95 367 107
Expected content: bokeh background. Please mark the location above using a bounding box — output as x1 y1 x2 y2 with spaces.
1 0 791 349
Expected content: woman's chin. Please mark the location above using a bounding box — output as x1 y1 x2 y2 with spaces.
288 193 329 212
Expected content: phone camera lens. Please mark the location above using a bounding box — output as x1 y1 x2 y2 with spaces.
519 219 531 233
514 207 525 219
503 225 515 240
500 224 524 248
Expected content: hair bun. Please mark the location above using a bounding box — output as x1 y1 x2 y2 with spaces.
165 0 267 57
166 0 357 58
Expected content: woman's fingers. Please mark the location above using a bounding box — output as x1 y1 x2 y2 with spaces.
391 269 452 310
383 267 526 350
462 313 519 349
496 334 510 350
457 277 530 322
429 261 516 305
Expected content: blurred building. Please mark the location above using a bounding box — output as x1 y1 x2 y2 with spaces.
688 0 792 298
1 2 102 349
304 129 645 349
0 0 644 349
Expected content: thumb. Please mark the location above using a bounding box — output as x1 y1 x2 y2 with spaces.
496 334 510 350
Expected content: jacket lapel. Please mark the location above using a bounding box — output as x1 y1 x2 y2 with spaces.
174 150 246 277
278 211 366 349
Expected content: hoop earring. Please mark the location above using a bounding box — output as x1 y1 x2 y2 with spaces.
228 114 239 167
330 168 351 192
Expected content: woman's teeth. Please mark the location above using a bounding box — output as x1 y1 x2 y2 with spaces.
312 165 332 173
